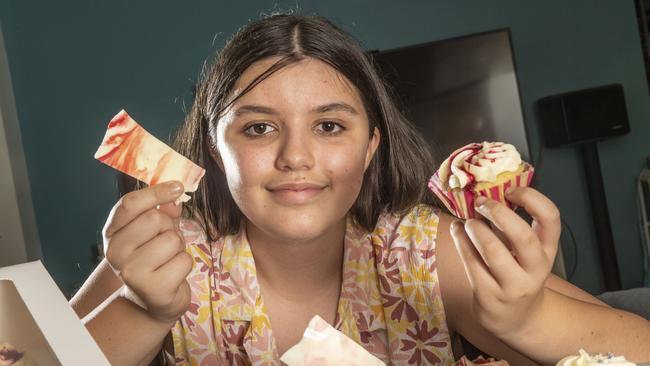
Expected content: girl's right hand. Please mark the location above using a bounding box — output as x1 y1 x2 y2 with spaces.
102 181 193 324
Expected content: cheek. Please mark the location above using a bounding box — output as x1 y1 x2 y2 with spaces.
325 146 367 190
227 149 273 196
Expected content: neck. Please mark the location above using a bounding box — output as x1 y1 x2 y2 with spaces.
246 217 346 303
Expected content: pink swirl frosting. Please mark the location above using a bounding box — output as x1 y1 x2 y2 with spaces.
438 142 522 189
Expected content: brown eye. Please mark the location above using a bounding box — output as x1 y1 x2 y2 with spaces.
244 123 275 136
322 122 336 132
316 121 343 135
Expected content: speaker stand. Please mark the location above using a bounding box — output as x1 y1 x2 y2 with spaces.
581 142 622 291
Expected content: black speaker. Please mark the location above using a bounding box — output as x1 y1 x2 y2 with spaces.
537 84 630 147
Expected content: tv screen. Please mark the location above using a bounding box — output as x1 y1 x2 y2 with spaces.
371 28 530 163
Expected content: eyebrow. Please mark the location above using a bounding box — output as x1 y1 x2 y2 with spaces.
234 102 359 117
234 104 278 116
313 102 359 115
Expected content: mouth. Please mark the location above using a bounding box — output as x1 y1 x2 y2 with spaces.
267 183 327 205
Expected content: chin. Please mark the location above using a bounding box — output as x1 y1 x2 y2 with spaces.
252 207 346 243
271 216 333 242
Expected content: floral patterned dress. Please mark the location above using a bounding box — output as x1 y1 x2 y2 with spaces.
172 204 454 365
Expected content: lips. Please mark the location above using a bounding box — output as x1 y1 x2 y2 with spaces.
267 182 327 204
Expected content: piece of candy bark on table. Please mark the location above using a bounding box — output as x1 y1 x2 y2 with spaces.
94 110 205 203
455 355 510 365
280 315 385 366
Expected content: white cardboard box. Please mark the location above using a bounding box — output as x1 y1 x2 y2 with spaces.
0 260 110 365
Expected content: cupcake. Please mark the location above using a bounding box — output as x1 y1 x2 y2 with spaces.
556 349 636 366
428 142 534 219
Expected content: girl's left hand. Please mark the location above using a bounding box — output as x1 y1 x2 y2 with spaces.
449 186 561 339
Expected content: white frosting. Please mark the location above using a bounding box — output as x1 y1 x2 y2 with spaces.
556 349 636 366
438 142 522 189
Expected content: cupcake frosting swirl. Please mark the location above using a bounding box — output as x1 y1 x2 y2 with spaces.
438 142 522 189
556 349 636 366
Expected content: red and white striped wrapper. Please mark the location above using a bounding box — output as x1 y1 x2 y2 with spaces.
428 164 534 220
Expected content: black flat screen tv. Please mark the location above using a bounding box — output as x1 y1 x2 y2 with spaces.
371 28 530 163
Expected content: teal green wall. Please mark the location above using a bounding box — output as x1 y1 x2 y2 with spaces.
1 1 648 296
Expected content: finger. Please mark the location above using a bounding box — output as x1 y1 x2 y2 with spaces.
504 187 561 260
489 223 511 252
158 201 183 219
157 202 183 234
153 251 193 294
127 230 185 273
104 181 184 237
450 220 499 292
474 197 542 271
464 218 524 286
106 208 175 270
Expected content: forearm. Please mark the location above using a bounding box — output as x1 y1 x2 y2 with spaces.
70 259 123 319
502 288 650 365
84 291 175 366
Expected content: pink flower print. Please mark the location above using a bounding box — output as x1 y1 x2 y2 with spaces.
377 255 400 293
356 313 376 344
419 248 435 260
382 293 418 322
199 353 220 366
222 321 249 365
400 320 447 365
344 242 369 261
190 322 211 346
181 301 200 331
245 329 277 366
211 271 232 302
228 269 256 306
179 220 207 245
388 337 411 363
193 243 214 275
378 267 401 294
372 229 399 252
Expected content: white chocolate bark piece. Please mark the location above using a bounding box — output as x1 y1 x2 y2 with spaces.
280 315 385 366
94 110 205 202
455 355 510 365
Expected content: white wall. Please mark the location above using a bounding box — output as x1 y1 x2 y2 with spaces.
0 22 41 266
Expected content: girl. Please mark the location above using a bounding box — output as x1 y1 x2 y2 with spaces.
71 14 650 366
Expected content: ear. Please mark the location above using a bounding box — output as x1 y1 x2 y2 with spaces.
205 134 225 172
364 127 381 170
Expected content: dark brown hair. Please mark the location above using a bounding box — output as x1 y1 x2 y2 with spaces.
174 14 437 241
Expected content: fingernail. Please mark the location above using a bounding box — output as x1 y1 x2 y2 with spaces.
450 220 462 232
475 196 488 208
505 187 515 196
169 182 183 194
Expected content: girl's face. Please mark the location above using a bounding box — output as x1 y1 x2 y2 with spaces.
213 57 380 242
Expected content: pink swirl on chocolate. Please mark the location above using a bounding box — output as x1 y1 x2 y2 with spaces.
94 110 206 202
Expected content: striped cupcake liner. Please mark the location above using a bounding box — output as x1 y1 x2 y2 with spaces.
428 165 535 220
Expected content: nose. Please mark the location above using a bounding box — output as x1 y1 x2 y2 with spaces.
275 128 314 171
